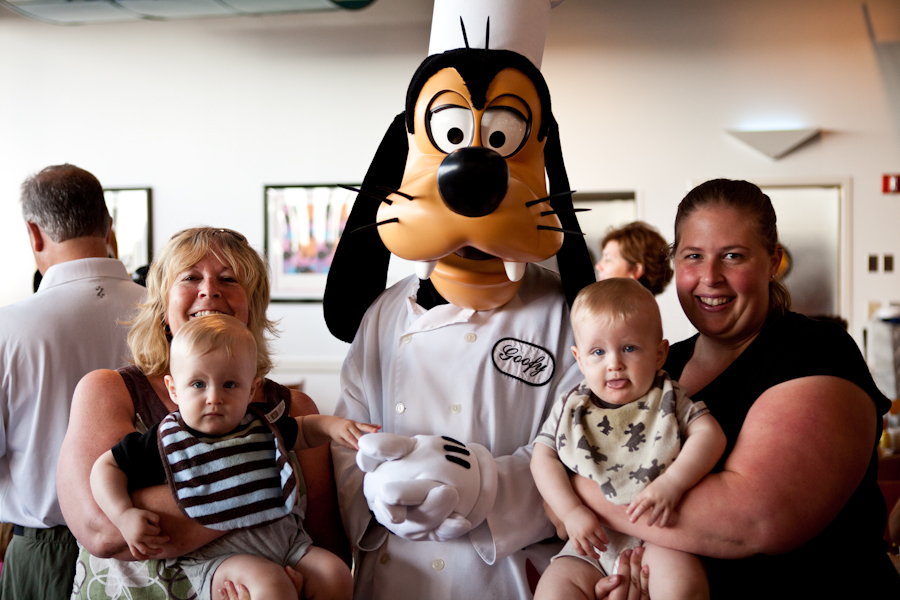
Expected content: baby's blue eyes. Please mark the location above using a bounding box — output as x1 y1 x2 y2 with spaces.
590 346 636 356
189 381 238 389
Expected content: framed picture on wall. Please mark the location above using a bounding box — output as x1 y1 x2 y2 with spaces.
264 184 358 302
103 188 152 276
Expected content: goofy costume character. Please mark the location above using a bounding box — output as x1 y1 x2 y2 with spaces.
324 1 594 597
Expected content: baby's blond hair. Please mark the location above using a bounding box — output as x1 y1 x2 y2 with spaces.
169 314 259 377
570 278 663 341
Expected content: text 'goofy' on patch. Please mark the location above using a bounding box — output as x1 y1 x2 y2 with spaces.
492 338 555 387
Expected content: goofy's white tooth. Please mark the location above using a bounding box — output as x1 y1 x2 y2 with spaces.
416 261 438 280
504 261 527 282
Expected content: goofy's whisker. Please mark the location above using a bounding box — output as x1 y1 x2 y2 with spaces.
540 208 591 217
525 190 578 208
349 218 400 235
537 225 585 236
339 184 393 206
376 185 415 201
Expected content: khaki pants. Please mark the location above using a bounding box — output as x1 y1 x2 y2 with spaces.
0 525 78 600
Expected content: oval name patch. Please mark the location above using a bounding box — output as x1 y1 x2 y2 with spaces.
491 338 555 387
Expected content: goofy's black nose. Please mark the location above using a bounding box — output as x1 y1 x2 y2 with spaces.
437 147 509 218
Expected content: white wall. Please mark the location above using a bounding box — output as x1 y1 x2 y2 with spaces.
2 0 899 414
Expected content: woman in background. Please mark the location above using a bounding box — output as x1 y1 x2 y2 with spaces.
596 221 673 296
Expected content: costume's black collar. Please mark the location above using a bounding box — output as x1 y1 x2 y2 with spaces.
416 277 450 310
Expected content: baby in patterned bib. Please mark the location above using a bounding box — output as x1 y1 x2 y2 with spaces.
91 314 378 600
531 278 725 600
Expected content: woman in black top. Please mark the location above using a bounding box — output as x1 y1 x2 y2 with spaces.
571 179 899 599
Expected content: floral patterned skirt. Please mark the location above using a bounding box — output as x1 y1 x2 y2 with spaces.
71 543 196 600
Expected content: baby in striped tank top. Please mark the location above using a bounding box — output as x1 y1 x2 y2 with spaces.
91 314 379 600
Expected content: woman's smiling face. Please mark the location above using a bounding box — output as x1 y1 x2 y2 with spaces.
165 252 250 337
674 205 781 348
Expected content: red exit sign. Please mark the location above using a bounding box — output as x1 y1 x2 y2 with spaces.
885 174 900 193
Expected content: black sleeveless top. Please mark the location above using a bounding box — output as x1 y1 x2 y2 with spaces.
664 312 899 598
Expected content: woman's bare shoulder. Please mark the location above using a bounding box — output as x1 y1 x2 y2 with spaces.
75 368 131 403
71 368 138 427
79 367 126 386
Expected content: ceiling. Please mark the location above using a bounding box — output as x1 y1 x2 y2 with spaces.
0 0 374 25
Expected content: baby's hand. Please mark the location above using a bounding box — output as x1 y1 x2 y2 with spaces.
329 417 381 450
625 477 683 527
113 507 169 560
562 504 608 559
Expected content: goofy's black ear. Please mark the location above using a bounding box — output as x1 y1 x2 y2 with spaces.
324 112 409 343
543 115 596 307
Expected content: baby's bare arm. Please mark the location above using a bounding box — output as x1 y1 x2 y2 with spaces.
90 450 141 527
532 443 584 520
89 450 169 559
532 443 608 557
627 413 726 526
659 414 726 496
294 414 380 451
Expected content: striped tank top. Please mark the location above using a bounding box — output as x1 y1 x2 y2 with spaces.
157 403 298 531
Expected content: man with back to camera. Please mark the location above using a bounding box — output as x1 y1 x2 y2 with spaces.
0 164 145 599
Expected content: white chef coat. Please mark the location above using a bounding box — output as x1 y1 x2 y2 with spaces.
332 264 582 600
0 258 144 528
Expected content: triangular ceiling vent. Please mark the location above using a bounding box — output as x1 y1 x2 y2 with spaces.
727 128 821 160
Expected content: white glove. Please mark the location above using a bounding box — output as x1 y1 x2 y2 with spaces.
357 433 498 542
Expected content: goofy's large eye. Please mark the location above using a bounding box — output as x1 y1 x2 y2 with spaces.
428 105 474 154
481 107 529 157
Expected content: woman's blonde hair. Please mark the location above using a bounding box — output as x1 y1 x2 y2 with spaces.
128 227 276 378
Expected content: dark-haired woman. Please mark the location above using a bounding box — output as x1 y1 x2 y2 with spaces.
572 179 899 598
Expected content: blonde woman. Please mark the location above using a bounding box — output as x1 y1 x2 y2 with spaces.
58 228 347 600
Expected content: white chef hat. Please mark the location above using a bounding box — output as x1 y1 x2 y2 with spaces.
427 0 565 69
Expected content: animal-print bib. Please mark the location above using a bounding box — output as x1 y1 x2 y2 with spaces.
555 372 707 505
